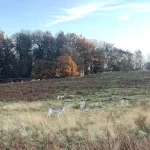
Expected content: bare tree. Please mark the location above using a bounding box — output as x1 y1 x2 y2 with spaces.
133 49 144 70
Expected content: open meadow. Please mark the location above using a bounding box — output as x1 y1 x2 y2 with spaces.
0 71 150 150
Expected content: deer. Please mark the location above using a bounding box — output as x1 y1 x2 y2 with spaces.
47 105 68 118
80 100 86 109
120 98 132 105
57 93 67 100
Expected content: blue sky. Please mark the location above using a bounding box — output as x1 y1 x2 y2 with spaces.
1 0 150 56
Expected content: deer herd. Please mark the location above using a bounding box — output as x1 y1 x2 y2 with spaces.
47 93 86 118
47 93 131 118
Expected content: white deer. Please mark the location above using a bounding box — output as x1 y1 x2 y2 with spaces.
80 100 86 109
120 98 132 105
47 105 68 118
57 93 66 100
80 71 84 77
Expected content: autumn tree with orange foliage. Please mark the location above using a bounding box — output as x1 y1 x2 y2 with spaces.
75 36 95 74
0 30 135 80
56 55 79 77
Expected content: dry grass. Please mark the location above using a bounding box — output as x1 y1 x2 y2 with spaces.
0 71 150 149
0 100 150 149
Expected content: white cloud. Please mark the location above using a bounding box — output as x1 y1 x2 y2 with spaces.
42 2 150 27
43 4 100 27
118 14 129 20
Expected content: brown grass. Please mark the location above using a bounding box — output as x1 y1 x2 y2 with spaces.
0 71 150 101
0 71 150 149
0 106 150 150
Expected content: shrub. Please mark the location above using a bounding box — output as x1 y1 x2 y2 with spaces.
134 114 147 131
56 55 79 77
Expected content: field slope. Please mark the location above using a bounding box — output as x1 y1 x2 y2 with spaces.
0 71 150 150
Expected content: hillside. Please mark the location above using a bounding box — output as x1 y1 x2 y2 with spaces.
0 71 150 150
0 71 150 101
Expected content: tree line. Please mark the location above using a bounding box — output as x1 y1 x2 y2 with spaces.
0 30 145 82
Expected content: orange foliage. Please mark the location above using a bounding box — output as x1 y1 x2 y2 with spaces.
77 37 95 53
56 56 79 77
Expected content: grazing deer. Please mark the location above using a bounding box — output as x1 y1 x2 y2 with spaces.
57 93 66 100
80 100 86 109
47 105 68 118
120 98 132 105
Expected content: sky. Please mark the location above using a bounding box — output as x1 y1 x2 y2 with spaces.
1 0 150 57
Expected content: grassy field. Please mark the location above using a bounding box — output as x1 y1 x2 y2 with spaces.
0 71 150 149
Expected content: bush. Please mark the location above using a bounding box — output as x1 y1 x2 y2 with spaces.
56 55 79 77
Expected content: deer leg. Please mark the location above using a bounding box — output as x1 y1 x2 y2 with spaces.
58 112 60 117
58 112 62 117
47 114 50 118
47 112 51 118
